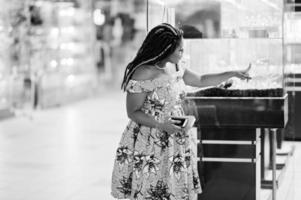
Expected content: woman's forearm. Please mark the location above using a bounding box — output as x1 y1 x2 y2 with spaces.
184 64 251 88
128 110 162 129
199 71 235 87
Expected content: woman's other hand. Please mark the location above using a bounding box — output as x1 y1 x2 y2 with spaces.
234 63 252 81
218 79 233 89
157 118 182 135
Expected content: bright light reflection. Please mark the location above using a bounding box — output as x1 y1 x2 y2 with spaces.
60 58 74 66
60 43 76 50
50 60 58 68
61 27 76 34
66 74 75 84
93 9 105 26
150 0 165 6
58 7 75 17
50 28 59 37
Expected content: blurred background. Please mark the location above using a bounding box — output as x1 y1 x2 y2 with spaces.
0 0 150 112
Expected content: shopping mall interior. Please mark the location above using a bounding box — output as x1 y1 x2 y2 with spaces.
1 0 301 199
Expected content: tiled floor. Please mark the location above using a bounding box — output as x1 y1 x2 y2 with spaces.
0 89 300 200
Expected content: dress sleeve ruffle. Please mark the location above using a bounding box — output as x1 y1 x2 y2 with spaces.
126 77 169 93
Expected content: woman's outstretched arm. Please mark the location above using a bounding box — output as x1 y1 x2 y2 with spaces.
183 64 251 87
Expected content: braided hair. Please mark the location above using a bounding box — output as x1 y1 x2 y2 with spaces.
121 23 183 91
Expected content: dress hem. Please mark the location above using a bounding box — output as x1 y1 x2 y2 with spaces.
111 192 130 200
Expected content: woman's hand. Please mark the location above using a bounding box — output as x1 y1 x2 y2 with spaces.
234 63 252 81
157 118 182 135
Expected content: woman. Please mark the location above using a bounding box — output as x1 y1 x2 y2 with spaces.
111 23 250 200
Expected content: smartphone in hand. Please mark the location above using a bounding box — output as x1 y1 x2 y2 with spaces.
170 117 188 128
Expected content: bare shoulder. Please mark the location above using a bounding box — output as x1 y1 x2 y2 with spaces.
131 65 160 81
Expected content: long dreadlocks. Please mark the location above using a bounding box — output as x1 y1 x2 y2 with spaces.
121 23 183 91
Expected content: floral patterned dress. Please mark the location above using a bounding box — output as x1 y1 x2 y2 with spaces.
111 67 202 200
